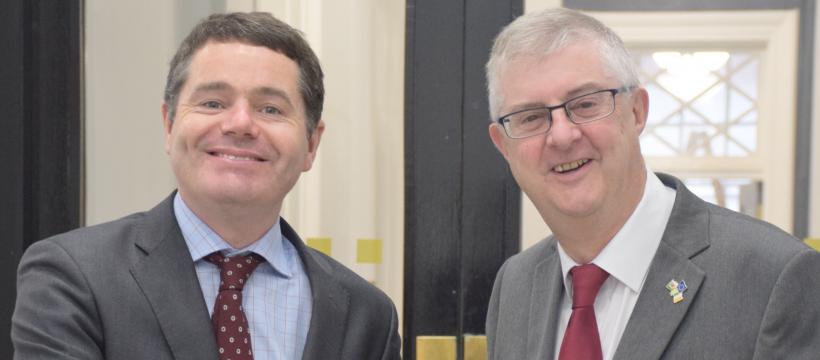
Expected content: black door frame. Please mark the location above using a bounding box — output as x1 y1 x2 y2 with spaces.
0 0 83 357
404 0 523 358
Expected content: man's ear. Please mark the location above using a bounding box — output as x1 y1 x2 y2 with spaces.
161 103 173 154
630 87 649 135
303 120 325 171
488 122 510 160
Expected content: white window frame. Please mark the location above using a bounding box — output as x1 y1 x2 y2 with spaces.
591 10 799 233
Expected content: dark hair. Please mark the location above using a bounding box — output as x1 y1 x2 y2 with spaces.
163 12 324 133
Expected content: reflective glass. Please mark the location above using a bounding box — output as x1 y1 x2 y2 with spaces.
498 88 621 139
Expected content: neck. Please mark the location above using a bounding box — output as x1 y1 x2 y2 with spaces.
545 171 647 264
552 221 622 264
179 191 281 249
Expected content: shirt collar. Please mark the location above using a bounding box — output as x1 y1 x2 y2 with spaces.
173 192 293 278
557 167 677 294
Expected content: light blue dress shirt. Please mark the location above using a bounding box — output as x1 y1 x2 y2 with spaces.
174 194 312 360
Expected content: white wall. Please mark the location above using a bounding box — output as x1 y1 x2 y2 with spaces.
85 0 180 225
526 0 563 12
261 0 405 311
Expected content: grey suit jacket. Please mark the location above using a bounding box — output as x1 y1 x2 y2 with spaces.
12 194 401 360
486 173 820 359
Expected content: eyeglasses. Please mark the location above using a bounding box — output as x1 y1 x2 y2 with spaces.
496 87 631 139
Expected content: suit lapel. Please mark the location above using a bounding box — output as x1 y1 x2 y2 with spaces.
129 195 218 360
527 240 564 359
613 174 710 360
280 220 350 360
612 241 706 360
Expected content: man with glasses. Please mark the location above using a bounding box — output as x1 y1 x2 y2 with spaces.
485 8 820 360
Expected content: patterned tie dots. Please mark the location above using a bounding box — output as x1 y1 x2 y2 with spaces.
206 252 265 360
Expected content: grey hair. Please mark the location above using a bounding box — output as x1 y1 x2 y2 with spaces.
163 12 324 134
485 8 639 120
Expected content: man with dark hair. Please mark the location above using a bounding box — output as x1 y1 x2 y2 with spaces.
485 8 820 360
12 12 400 360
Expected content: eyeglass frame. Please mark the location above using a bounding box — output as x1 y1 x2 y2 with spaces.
495 86 633 139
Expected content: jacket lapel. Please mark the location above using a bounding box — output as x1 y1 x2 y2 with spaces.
613 174 710 360
612 242 706 360
527 239 564 359
280 220 350 360
129 195 218 360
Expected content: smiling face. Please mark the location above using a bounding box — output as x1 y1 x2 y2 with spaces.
162 41 323 213
489 42 648 226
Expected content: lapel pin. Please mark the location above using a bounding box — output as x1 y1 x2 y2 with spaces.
665 279 687 303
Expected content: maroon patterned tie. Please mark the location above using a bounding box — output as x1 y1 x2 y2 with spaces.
206 252 265 360
558 263 609 360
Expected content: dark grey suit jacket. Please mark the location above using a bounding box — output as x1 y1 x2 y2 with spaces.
12 194 401 360
487 173 820 359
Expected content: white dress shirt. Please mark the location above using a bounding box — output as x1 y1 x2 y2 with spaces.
554 169 676 360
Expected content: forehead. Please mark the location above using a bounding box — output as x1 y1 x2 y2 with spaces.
499 43 617 109
183 41 301 99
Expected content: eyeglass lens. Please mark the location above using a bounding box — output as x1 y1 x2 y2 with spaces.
503 90 616 138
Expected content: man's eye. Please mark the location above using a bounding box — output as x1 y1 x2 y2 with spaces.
573 100 600 109
261 106 281 115
514 112 546 126
201 101 224 109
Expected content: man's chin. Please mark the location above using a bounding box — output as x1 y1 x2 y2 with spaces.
545 194 602 220
184 186 272 207
210 190 272 206
555 205 598 219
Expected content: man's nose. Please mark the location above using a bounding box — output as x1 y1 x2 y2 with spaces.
545 108 581 149
220 101 259 138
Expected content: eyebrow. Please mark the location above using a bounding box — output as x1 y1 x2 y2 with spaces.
504 102 547 115
502 82 611 116
563 82 608 99
190 81 233 95
251 86 294 108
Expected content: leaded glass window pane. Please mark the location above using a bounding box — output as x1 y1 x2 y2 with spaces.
634 50 760 158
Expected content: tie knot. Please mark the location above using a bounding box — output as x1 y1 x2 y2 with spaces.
569 263 609 308
206 252 265 292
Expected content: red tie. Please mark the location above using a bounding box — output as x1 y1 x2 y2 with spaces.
206 252 264 360
559 264 609 360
